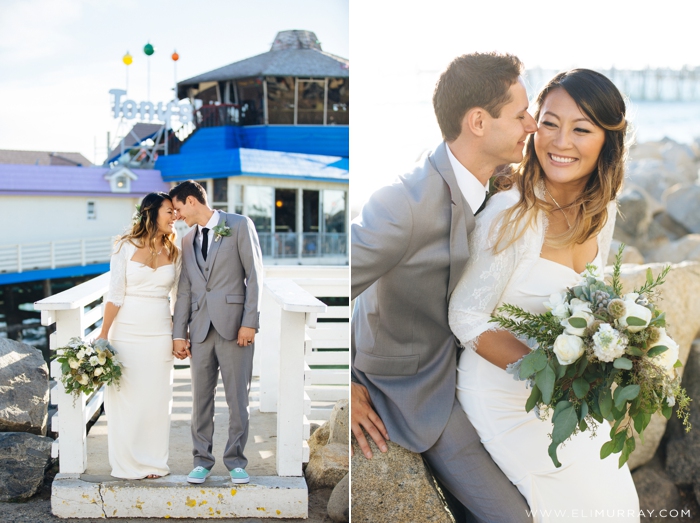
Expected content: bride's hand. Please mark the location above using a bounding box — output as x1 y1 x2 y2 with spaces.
351 382 389 459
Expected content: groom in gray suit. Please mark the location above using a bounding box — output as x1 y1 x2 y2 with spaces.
352 53 537 522
170 180 263 485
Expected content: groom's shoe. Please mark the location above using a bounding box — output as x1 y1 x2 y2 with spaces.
187 466 211 484
230 468 249 484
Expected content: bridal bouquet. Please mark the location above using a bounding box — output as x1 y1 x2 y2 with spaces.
52 337 122 398
490 245 691 468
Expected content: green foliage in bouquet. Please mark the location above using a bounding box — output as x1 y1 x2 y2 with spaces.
490 244 691 468
51 337 122 398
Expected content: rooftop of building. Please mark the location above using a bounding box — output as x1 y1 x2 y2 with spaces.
177 30 348 97
0 149 93 167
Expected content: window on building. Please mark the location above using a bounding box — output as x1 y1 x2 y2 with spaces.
297 79 325 125
303 190 320 232
235 78 264 125
212 178 228 211
275 189 297 232
244 186 273 233
266 76 295 124
327 78 349 125
87 201 96 220
323 190 345 233
232 185 244 214
115 175 128 190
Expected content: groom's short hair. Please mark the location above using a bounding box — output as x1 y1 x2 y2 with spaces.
433 52 524 142
169 180 208 205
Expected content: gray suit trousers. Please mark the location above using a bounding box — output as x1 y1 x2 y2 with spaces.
423 399 532 523
190 324 254 471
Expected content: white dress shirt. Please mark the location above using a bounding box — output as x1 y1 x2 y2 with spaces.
446 144 489 215
197 210 221 255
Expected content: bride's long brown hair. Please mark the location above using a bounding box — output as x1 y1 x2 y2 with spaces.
117 192 179 265
492 69 628 253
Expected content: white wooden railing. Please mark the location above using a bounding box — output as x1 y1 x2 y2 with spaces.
0 237 114 274
35 269 337 477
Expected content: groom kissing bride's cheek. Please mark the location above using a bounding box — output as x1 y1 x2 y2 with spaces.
351 53 640 522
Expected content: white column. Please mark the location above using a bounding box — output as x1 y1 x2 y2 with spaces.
276 309 306 476
54 308 89 473
259 290 281 412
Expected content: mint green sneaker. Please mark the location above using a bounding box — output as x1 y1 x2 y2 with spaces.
230 467 249 484
187 466 211 484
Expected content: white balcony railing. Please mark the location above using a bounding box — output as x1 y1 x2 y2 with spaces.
35 268 336 477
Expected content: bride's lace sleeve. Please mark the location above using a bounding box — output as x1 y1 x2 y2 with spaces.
169 251 182 316
599 200 618 268
105 241 133 307
448 192 519 352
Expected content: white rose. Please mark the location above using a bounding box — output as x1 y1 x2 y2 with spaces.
592 323 627 362
78 374 89 385
76 349 86 360
97 353 107 365
649 328 680 375
94 368 103 377
89 356 99 366
561 309 594 337
553 333 585 365
68 358 80 369
86 347 95 356
544 292 571 319
618 294 652 333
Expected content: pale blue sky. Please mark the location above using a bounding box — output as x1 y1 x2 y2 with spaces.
0 0 348 163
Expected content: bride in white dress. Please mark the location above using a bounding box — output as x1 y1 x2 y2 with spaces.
98 192 181 479
449 70 640 522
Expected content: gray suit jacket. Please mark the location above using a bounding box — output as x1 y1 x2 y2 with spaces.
174 212 263 344
351 142 475 453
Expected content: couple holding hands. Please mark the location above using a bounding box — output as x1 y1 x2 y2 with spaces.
352 53 640 522
98 180 263 485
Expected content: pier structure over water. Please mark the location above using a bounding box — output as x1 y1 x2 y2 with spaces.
526 66 700 102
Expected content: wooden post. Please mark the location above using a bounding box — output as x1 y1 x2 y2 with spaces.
276 308 306 476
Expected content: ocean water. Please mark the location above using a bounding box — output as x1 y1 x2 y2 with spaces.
627 100 700 144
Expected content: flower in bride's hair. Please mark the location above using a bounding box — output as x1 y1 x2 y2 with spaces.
132 204 142 225
553 333 585 365
544 292 570 320
592 323 627 362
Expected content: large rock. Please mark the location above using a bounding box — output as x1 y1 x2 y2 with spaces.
308 420 330 460
0 432 53 501
351 437 453 523
646 235 700 264
665 183 700 234
327 473 349 523
660 141 698 184
615 186 656 240
664 342 700 486
607 240 645 265
609 262 700 469
328 399 349 445
305 443 348 491
631 456 683 520
0 338 49 435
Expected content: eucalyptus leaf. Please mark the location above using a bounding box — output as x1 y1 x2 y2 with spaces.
647 345 669 358
525 385 541 413
548 441 562 468
600 440 614 459
674 359 683 368
614 384 640 409
613 357 633 370
520 350 548 379
626 346 644 357
573 378 590 399
579 419 588 431
662 403 672 419
536 362 556 404
579 400 589 421
613 430 626 453
576 356 588 377
552 402 578 444
626 316 648 327
568 317 588 329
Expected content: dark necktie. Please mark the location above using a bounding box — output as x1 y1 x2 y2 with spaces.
474 196 488 216
201 227 209 261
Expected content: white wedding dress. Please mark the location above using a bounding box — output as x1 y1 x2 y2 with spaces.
449 186 640 523
104 241 179 479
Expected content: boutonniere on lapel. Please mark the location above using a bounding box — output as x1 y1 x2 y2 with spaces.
212 223 231 242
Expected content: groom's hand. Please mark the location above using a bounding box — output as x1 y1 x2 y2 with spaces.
351 382 389 459
237 326 256 347
173 339 191 359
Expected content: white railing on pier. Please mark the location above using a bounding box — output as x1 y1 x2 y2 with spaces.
0 237 114 274
258 266 349 422
34 269 335 477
